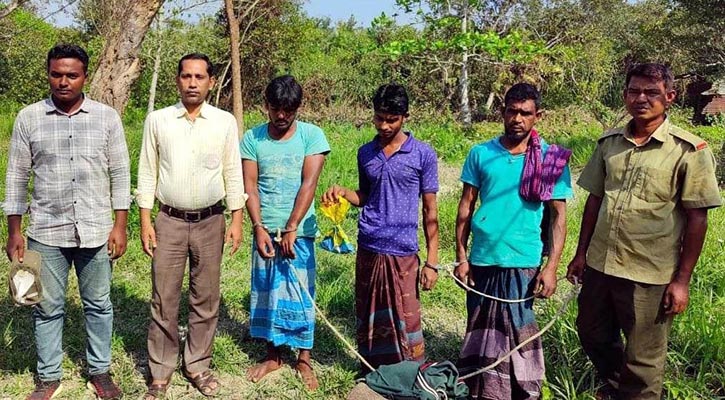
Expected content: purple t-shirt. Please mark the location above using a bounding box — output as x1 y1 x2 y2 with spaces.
357 132 439 256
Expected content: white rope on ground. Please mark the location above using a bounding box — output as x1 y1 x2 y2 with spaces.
291 266 375 372
289 260 580 382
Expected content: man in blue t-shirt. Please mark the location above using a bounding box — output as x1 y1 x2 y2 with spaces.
454 83 573 399
240 75 330 390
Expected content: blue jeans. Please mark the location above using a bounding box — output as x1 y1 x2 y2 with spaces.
28 238 114 381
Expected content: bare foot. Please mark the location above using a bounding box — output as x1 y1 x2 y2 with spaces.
296 359 319 391
247 357 282 383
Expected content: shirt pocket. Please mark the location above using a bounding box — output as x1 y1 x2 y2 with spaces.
76 130 106 160
202 153 221 169
635 167 673 203
199 129 225 169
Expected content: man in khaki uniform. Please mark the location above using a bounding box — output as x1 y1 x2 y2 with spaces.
567 63 721 399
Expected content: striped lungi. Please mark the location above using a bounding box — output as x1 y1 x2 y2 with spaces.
457 266 544 400
249 237 316 349
355 248 425 371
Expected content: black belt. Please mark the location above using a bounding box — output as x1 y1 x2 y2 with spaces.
160 201 224 222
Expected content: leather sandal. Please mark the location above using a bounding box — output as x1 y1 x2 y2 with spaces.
142 383 168 400
183 370 220 397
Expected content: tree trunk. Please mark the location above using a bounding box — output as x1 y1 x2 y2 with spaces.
459 4 472 129
214 60 232 107
146 33 163 113
225 0 244 135
0 0 29 20
89 0 164 115
484 91 495 111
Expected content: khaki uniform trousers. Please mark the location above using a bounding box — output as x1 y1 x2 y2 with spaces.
576 267 673 400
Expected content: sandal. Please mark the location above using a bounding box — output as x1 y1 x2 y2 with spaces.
143 383 168 400
183 370 220 397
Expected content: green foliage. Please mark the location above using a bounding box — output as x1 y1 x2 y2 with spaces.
0 9 59 103
130 16 229 110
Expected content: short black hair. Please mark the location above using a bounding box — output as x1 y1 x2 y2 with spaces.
625 63 674 91
47 44 89 73
264 75 303 110
504 83 541 110
177 53 214 77
372 83 409 115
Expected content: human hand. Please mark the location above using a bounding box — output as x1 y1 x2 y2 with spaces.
254 228 276 258
453 260 473 288
5 233 25 262
107 225 128 260
566 254 586 284
420 263 439 291
280 230 297 259
322 185 346 206
140 222 157 258
534 267 557 298
225 221 243 256
663 278 690 315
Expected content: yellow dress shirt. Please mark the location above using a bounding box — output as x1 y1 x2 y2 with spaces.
578 118 722 284
137 102 247 211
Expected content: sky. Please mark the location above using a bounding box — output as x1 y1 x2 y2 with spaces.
303 0 417 27
45 0 418 28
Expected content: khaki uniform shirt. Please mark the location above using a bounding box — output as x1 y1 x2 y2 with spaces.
578 118 722 285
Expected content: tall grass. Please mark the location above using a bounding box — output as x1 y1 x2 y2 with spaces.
0 104 723 399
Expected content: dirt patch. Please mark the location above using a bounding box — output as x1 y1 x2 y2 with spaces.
438 161 462 198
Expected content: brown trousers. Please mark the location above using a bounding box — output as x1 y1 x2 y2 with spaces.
576 267 673 400
147 211 225 380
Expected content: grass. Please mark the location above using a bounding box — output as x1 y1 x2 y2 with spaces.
0 105 723 399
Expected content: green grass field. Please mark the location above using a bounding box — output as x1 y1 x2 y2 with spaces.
0 106 723 399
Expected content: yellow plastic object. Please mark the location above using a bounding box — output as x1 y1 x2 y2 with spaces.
319 196 355 253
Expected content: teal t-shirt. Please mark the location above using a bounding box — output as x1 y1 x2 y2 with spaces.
460 136 573 268
240 121 330 237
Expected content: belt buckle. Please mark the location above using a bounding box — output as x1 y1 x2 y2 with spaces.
185 211 202 222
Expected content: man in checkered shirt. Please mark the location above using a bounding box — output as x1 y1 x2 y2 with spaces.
2 44 130 400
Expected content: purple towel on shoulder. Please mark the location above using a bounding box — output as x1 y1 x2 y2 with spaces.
519 129 571 202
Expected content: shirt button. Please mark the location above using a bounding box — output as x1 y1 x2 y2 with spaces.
70 157 73 161
72 179 75 182
69 135 72 138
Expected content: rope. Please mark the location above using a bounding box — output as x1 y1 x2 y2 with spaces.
457 277 580 380
288 259 580 382
443 264 569 303
290 266 375 372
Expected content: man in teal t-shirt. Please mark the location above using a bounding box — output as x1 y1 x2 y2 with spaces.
454 83 573 399
240 75 330 391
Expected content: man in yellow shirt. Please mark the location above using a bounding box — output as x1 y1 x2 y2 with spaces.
137 53 247 399
567 63 721 399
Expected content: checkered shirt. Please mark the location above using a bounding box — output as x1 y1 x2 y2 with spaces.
2 97 131 248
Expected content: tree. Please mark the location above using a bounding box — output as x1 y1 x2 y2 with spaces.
391 0 547 125
224 0 244 133
0 0 30 20
79 0 165 114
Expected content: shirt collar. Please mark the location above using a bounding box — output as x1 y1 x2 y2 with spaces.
44 95 91 116
376 131 414 153
623 116 670 145
174 101 209 119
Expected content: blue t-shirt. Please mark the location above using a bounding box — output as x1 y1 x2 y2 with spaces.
240 121 330 238
460 136 573 267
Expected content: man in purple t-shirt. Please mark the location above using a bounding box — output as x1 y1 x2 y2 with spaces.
322 83 439 371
